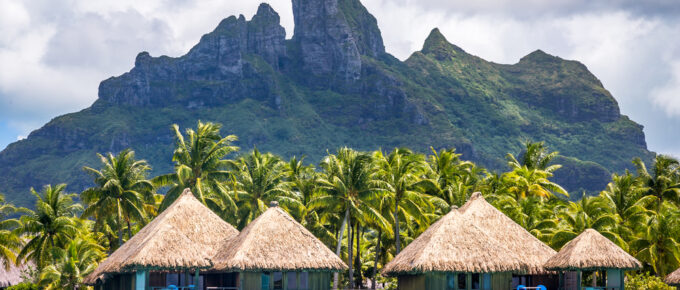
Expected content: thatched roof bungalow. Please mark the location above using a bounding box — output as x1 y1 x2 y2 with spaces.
460 192 560 288
544 229 641 290
382 206 530 290
666 268 680 286
0 260 33 289
212 201 346 290
84 188 239 290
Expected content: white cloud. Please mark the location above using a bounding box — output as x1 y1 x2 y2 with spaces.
651 61 680 117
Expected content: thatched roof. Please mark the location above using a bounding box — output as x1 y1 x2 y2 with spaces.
382 206 530 276
544 229 641 271
212 202 347 272
459 192 556 274
0 260 32 287
84 189 239 284
666 267 680 285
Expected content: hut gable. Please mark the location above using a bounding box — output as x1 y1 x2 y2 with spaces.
84 189 239 284
382 207 530 276
666 268 680 286
544 229 641 271
212 203 347 272
459 192 557 274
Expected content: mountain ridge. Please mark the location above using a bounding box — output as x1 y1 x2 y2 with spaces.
0 0 654 207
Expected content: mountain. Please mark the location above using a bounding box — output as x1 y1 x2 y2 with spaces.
0 0 654 207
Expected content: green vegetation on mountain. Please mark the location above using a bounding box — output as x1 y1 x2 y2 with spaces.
0 0 654 208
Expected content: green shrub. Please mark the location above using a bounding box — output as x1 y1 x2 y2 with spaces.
626 272 674 290
5 282 40 290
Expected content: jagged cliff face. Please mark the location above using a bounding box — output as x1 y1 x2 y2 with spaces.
0 0 654 207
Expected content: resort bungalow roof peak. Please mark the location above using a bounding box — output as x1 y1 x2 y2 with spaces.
544 229 641 271
459 192 557 274
84 188 239 284
212 204 347 272
382 207 530 276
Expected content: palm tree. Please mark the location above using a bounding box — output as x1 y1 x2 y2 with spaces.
228 148 300 228
507 141 562 173
81 149 153 248
599 171 650 243
502 166 568 200
0 194 23 270
38 237 104 289
425 147 486 209
17 184 82 269
154 121 238 211
310 148 389 288
630 201 680 277
493 195 560 243
634 155 680 211
550 194 622 249
373 148 430 254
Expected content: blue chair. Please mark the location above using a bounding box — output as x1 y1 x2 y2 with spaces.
538 285 547 290
167 285 178 290
517 285 526 290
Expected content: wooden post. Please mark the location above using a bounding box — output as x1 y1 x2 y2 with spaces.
576 270 581 290
135 270 147 290
194 269 199 288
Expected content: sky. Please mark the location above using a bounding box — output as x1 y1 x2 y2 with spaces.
0 0 679 157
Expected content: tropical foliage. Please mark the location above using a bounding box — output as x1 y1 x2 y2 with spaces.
2 122 679 288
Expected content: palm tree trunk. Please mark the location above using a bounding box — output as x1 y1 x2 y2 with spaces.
354 225 363 288
371 229 381 289
348 218 354 288
117 201 123 247
126 213 133 239
394 200 401 254
333 208 350 290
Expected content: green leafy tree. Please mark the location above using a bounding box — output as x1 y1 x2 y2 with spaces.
229 148 300 228
551 194 622 249
634 155 680 211
154 121 238 211
502 166 568 199
0 194 24 270
631 202 680 277
81 149 153 248
17 184 82 269
507 141 562 173
373 148 430 254
38 237 104 289
310 148 389 288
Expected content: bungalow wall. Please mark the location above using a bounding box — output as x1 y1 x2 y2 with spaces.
396 272 513 290
94 273 135 290
512 274 560 289
240 271 331 290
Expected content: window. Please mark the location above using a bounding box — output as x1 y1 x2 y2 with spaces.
299 272 309 290
287 272 297 289
471 273 480 290
273 272 283 289
458 273 467 289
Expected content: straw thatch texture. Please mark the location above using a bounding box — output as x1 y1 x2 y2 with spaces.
381 207 530 276
666 267 680 285
544 229 641 271
84 189 239 284
459 192 556 274
0 260 32 287
212 204 347 272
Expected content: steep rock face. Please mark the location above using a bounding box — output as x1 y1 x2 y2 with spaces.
100 4 286 107
337 0 385 57
504 50 621 122
291 0 362 85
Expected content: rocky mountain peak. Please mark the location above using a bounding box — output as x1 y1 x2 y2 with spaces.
291 0 362 85
421 28 466 59
337 0 385 57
